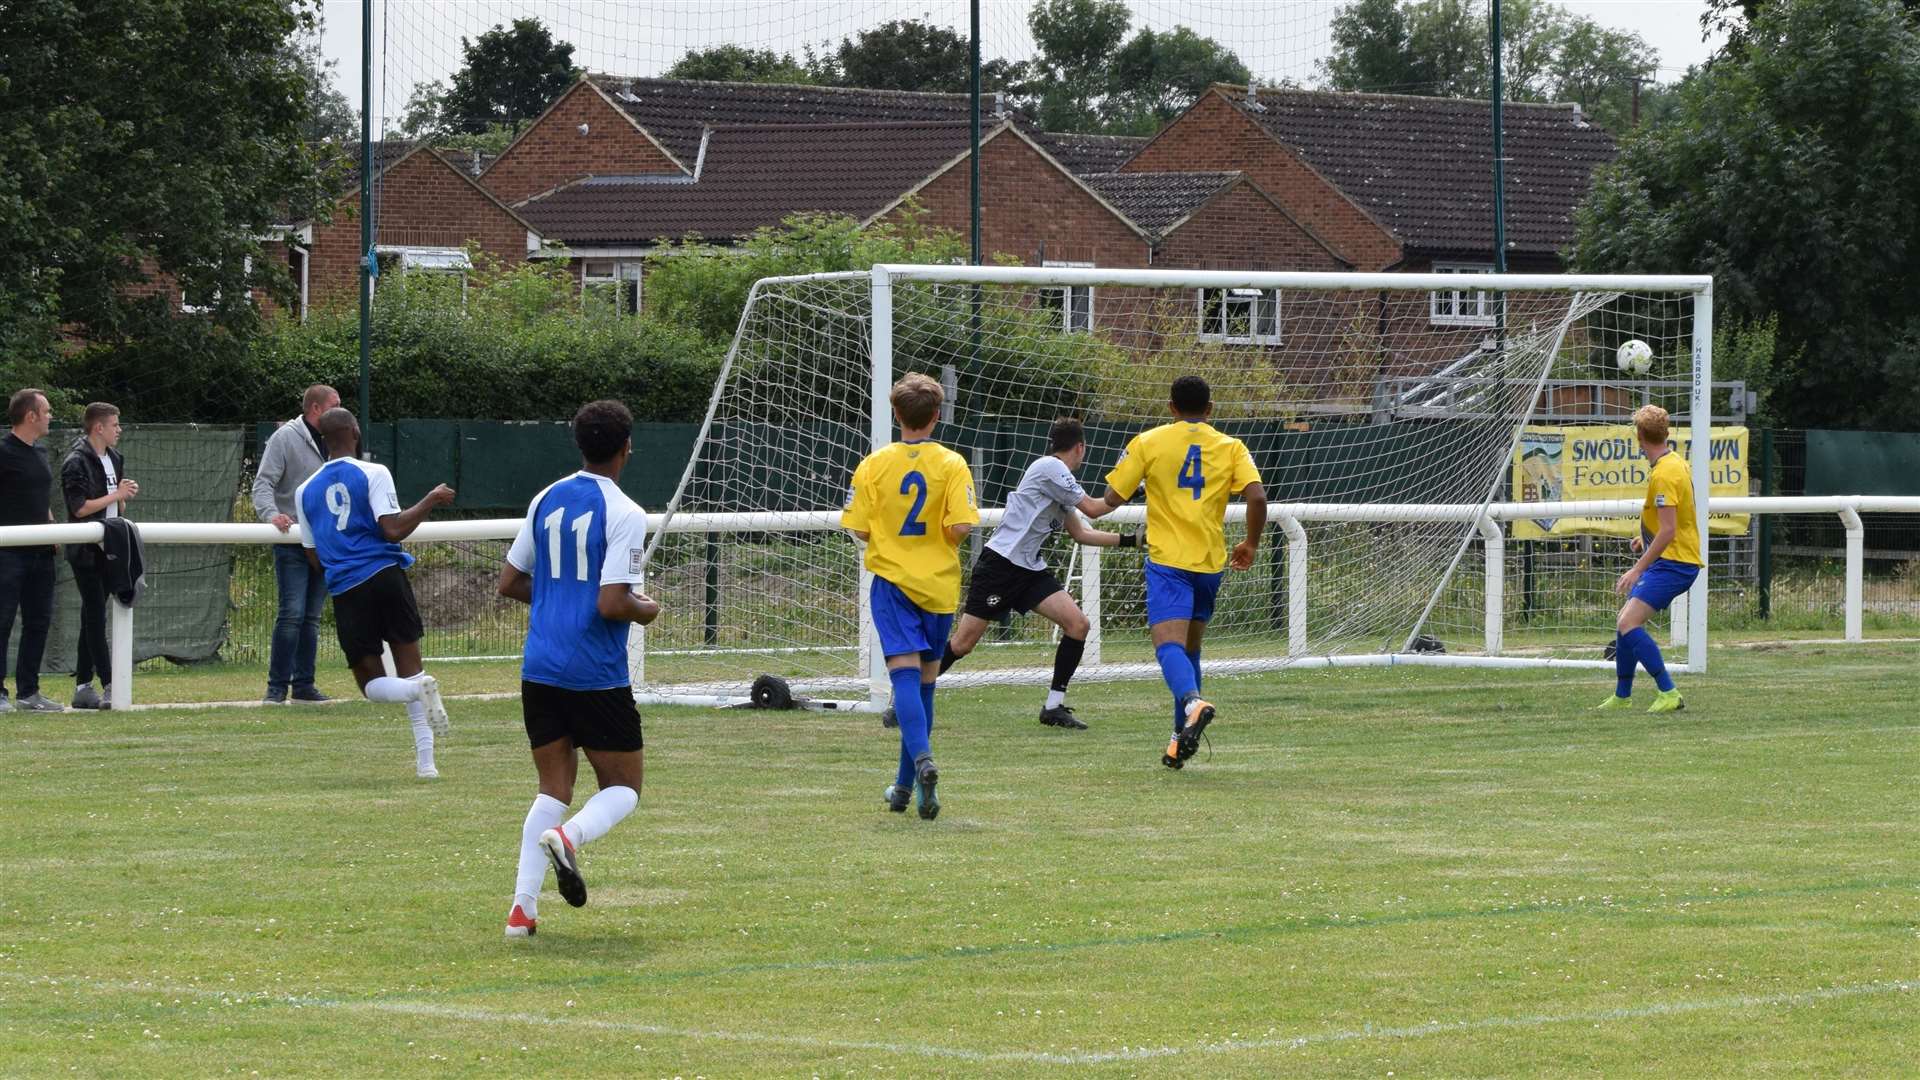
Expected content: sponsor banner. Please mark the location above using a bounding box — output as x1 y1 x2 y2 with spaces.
1511 425 1749 540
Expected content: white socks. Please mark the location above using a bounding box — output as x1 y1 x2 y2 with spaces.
363 676 422 703
1044 689 1067 710
561 785 639 848
514 794 569 918
400 673 437 774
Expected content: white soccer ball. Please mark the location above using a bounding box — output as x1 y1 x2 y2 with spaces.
1616 339 1654 376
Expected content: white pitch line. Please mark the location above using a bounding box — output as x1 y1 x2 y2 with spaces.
3 972 1912 1066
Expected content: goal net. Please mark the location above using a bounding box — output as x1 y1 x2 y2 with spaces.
634 266 1709 706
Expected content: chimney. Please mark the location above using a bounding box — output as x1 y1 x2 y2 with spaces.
994 91 1006 119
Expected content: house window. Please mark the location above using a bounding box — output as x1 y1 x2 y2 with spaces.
180 257 253 314
1197 287 1281 344
583 259 642 316
1430 263 1496 326
376 246 471 304
1039 260 1093 333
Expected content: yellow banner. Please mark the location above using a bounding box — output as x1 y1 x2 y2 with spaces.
1511 425 1749 540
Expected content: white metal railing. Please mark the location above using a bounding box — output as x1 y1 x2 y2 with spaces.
0 494 1911 709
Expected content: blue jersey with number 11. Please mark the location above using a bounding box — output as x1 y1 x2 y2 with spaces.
506 472 648 691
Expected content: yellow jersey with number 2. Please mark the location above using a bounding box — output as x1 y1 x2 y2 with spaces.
843 440 979 613
1643 450 1703 566
1105 420 1261 574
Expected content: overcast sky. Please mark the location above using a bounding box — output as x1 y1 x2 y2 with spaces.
318 0 1724 129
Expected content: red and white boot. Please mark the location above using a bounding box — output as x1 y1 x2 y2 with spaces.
504 903 537 938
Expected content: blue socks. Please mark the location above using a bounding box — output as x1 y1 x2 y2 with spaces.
1622 627 1673 692
1615 627 1675 696
1155 642 1198 732
890 667 937 789
1171 647 1203 730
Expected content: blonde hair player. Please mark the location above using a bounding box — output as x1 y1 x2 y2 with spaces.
1597 405 1702 714
843 373 979 819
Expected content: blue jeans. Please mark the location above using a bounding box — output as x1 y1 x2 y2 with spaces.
268 544 327 694
0 547 56 699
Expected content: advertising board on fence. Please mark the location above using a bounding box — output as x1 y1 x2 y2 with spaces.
1511 425 1749 540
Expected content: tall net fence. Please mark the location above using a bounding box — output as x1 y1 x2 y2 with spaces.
638 269 1704 699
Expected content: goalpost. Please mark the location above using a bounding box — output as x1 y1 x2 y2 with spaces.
634 265 1713 709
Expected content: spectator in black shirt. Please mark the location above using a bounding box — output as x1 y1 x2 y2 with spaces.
62 402 137 710
0 388 64 712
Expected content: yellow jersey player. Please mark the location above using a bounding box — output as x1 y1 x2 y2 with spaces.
843 373 979 819
1597 404 1701 714
1101 376 1268 769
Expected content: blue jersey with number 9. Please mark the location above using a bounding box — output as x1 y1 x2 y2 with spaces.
294 458 413 596
506 472 649 690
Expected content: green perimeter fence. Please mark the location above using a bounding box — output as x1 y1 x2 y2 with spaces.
8 422 1917 683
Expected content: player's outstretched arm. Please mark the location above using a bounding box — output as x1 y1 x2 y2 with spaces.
1077 495 1118 519
1229 481 1269 571
597 583 661 625
380 483 456 542
1063 512 1138 549
497 564 533 605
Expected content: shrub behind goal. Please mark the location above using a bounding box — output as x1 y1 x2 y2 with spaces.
632 266 1712 707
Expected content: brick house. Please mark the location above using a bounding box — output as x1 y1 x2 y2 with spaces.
487 77 1343 324
121 142 541 320
467 76 1616 405
283 141 545 317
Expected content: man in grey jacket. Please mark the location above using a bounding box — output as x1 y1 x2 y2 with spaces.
251 384 338 703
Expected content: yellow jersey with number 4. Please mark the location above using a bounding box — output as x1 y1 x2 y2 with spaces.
1643 450 1703 566
843 440 979 613
1105 420 1261 574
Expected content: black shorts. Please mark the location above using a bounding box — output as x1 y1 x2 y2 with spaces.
963 547 1066 620
332 565 424 662
522 680 644 752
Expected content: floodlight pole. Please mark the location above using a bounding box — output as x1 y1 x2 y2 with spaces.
357 0 374 436
1490 0 1507 273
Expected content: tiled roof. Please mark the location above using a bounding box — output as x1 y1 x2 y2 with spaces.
329 139 421 194
1219 87 1617 256
1034 131 1150 176
1083 171 1239 235
586 76 980 169
517 120 976 246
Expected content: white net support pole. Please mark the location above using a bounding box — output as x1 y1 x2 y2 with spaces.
1081 540 1103 665
1688 282 1713 671
1279 514 1308 658
1840 504 1865 642
1477 516 1504 656
864 267 897 707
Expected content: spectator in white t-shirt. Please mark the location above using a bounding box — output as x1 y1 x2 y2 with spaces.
60 402 136 710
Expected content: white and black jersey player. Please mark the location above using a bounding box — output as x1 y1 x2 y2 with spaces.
494 400 661 939
891 417 1138 730
294 408 454 778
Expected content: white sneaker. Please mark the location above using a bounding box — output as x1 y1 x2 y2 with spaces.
417 674 449 738
416 765 440 780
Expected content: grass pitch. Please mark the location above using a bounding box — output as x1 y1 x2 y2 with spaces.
2 644 1914 1076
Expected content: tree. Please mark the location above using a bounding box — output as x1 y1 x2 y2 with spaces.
1572 0 1920 430
1028 0 1133 130
0 0 334 373
1102 26 1251 132
816 19 973 92
666 45 813 84
396 79 449 138
439 17 578 133
1321 0 1656 120
1323 0 1418 92
286 26 356 143
1551 17 1658 132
